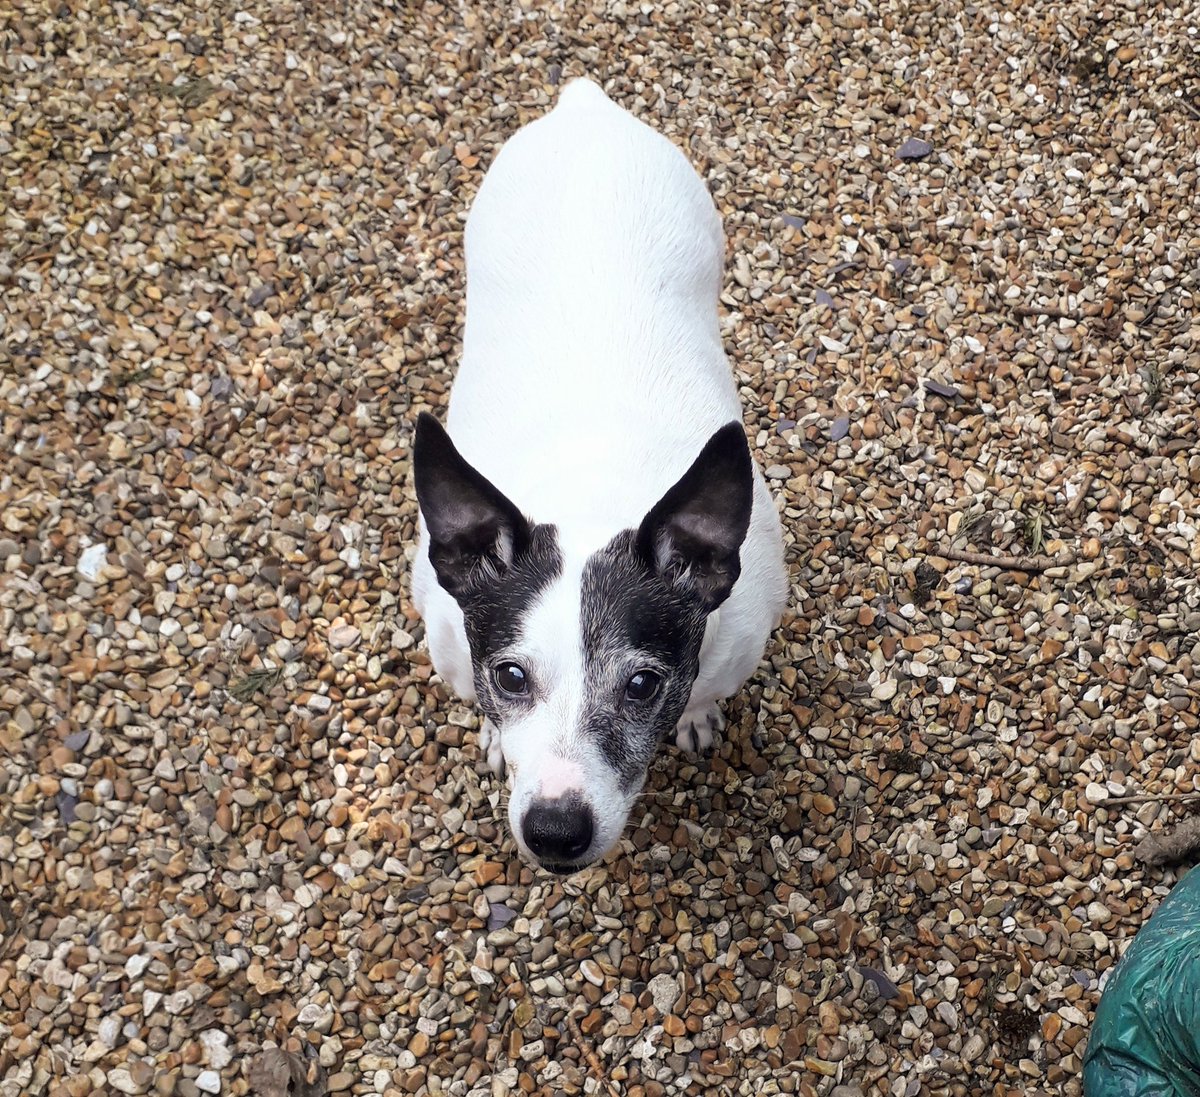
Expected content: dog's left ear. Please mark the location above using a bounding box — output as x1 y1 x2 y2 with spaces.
413 412 531 599
636 421 754 612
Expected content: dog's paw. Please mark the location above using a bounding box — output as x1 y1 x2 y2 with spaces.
674 703 724 753
478 718 505 775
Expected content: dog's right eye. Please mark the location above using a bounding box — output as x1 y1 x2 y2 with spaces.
494 663 528 695
625 670 661 703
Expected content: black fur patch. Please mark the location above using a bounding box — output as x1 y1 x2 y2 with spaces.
460 523 563 721
578 530 710 788
413 413 535 600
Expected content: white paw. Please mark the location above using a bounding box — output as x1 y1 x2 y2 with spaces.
674 703 724 753
478 718 505 775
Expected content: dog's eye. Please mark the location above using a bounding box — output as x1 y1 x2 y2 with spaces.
625 671 660 703
494 662 528 695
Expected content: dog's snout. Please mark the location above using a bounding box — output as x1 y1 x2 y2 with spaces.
522 799 594 869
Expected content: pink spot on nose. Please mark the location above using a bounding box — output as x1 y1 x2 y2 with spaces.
538 759 584 799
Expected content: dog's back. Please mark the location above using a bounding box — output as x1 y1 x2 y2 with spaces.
447 79 740 543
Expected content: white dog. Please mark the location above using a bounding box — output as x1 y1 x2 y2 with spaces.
412 79 787 875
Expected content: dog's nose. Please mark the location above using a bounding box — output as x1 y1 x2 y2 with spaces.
522 799 594 868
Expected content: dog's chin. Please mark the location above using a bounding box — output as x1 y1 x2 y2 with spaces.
519 841 613 877
537 858 592 877
516 841 600 876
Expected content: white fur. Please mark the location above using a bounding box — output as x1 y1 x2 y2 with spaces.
412 79 788 865
539 758 585 799
491 562 644 864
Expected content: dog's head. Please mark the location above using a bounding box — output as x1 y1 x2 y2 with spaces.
413 414 752 874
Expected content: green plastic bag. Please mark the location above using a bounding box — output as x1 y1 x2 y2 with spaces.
1083 865 1200 1096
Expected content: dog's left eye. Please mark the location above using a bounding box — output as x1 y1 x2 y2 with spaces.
625 671 661 703
494 662 529 695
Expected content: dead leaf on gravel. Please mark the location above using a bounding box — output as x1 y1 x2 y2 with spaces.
150 76 217 108
245 1048 326 1097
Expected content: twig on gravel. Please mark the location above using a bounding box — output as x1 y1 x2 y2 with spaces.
1175 94 1200 123
1021 503 1048 555
936 547 1059 573
0 900 32 965
1105 791 1200 807
229 665 284 703
1013 304 1079 320
566 1011 620 1097
1065 473 1095 518
1134 815 1200 865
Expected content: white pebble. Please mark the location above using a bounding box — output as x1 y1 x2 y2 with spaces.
97 1014 122 1048
200 1030 232 1069
328 624 361 649
647 972 680 1014
77 543 107 582
297 1003 329 1027
580 959 604 986
872 679 897 701
106 1068 141 1095
293 883 317 908
164 990 192 1014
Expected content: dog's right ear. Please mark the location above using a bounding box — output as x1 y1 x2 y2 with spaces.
413 413 530 599
635 421 753 613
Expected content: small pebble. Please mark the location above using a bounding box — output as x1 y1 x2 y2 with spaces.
897 136 934 160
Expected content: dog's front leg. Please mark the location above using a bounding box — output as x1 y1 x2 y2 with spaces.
478 717 505 775
673 701 724 753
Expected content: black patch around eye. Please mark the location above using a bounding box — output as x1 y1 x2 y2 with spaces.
457 523 562 714
494 662 528 694
581 530 708 668
625 671 660 702
577 530 710 786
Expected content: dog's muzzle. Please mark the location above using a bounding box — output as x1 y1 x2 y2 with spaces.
521 796 594 871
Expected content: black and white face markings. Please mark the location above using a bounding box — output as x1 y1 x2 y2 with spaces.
414 412 755 872
412 412 564 727
459 522 563 726
577 529 708 789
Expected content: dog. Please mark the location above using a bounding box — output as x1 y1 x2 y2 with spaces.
411 79 788 875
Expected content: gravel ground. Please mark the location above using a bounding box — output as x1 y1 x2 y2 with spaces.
3 1 1199 1095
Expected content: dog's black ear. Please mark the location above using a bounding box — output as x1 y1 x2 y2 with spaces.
413 413 530 599
635 421 754 612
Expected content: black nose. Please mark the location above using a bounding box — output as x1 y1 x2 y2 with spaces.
522 799 594 868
